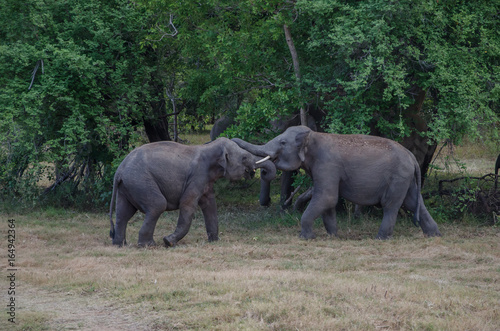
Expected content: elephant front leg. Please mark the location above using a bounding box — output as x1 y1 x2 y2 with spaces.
199 190 219 242
163 204 196 247
300 192 338 239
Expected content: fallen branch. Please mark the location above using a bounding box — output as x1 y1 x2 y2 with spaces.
283 185 301 207
439 173 497 193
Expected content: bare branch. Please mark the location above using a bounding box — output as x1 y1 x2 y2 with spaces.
149 14 178 42
284 185 301 207
29 59 44 90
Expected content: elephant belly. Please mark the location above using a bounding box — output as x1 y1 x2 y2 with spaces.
160 191 181 211
339 182 381 206
165 201 180 211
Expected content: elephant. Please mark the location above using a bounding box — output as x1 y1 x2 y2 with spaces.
109 138 276 247
233 126 441 240
210 116 235 141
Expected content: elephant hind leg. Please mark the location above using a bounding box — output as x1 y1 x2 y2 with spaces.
377 177 413 239
138 210 164 247
377 188 408 239
404 194 441 237
138 197 167 247
377 206 399 240
322 207 338 237
113 193 137 246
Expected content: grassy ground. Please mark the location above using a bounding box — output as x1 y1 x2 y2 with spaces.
431 139 498 175
2 130 499 330
2 204 500 330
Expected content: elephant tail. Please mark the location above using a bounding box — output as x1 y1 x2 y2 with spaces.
412 161 421 228
109 174 119 239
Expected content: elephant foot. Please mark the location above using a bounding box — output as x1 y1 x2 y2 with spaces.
207 233 219 242
137 239 156 248
299 231 316 240
375 232 392 240
326 231 338 238
163 235 177 247
424 229 442 238
112 238 126 247
421 223 442 238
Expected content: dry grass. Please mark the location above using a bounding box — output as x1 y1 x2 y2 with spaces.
3 206 500 331
431 138 498 175
4 131 499 330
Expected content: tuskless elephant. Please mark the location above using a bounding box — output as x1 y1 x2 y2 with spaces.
109 138 276 247
233 126 441 240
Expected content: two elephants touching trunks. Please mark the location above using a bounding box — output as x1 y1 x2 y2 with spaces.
110 126 441 247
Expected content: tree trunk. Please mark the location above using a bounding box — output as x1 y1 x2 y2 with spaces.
282 24 307 209
144 83 172 143
143 117 171 142
165 87 179 142
283 24 306 127
280 170 297 209
400 88 437 185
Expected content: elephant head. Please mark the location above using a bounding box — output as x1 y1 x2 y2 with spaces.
233 140 277 207
232 126 312 172
215 138 277 184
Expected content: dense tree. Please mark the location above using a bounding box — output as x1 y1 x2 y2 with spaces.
0 0 173 202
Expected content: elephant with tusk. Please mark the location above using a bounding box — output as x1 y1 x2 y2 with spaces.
234 126 441 240
109 138 276 247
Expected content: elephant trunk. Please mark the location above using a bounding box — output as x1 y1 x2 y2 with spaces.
253 158 276 206
233 138 277 206
259 173 272 206
232 138 271 158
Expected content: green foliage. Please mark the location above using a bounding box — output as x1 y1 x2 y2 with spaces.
224 89 295 141
297 0 498 141
291 170 312 189
0 0 164 205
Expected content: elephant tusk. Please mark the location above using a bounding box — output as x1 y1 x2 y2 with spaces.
256 155 271 164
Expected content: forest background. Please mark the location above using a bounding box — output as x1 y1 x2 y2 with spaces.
0 0 498 217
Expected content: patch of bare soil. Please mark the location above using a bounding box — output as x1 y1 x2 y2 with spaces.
18 286 155 330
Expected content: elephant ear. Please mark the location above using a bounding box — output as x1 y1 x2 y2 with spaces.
217 146 228 176
295 130 310 162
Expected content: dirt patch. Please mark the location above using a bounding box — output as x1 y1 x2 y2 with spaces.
17 287 154 330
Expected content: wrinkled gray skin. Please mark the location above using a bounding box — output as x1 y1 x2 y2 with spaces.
109 138 276 247
233 126 441 240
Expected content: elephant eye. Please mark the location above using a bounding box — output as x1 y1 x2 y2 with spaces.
280 140 286 146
